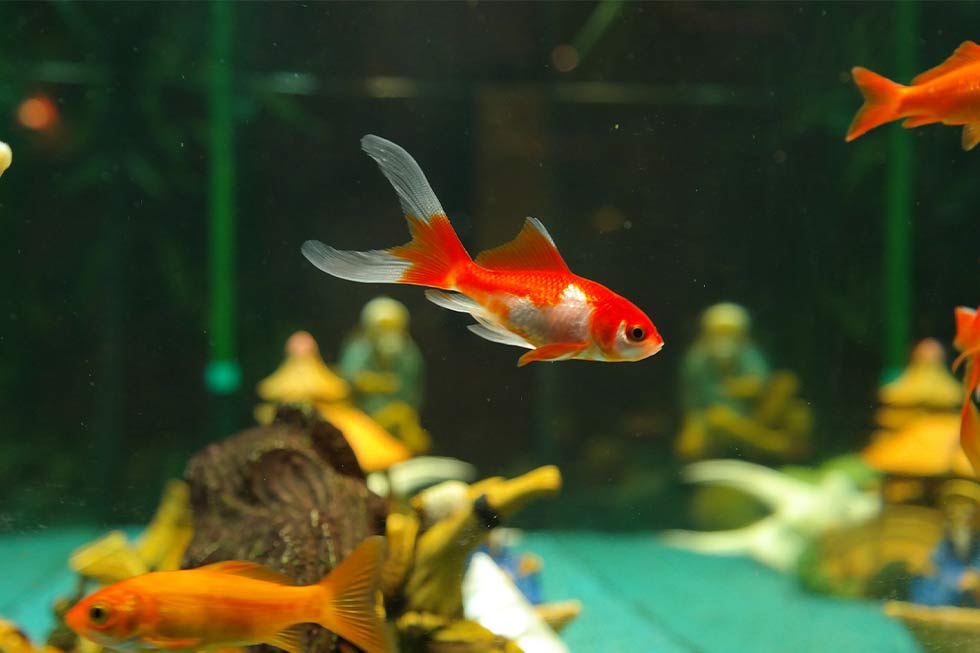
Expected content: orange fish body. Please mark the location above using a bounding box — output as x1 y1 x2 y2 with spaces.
846 41 980 150
303 136 663 367
65 537 392 653
954 306 980 473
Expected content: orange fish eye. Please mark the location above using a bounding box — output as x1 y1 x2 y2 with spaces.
627 325 646 342
88 605 110 625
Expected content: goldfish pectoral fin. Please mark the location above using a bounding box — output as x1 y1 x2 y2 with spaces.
197 560 296 585
266 625 306 653
517 342 588 367
143 636 202 649
321 536 394 653
962 124 980 151
902 115 938 129
912 40 980 85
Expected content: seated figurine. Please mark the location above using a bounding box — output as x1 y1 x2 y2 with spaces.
340 297 430 454
676 303 812 463
911 479 980 608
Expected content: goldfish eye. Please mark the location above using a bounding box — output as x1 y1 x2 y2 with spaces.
88 605 109 625
628 325 646 342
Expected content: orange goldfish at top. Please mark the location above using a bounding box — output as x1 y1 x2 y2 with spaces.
302 136 663 367
954 306 980 474
65 536 393 653
846 41 980 150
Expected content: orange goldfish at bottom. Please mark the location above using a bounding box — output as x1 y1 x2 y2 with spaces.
846 41 980 150
65 536 393 653
954 306 980 473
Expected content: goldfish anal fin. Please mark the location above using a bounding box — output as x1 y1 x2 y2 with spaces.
266 625 307 653
912 41 980 85
475 218 570 273
963 124 980 151
143 636 202 650
467 315 535 350
197 560 296 585
517 342 588 367
319 536 394 653
902 116 939 128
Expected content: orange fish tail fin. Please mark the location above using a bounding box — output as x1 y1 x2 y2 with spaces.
846 67 906 142
961 397 980 476
318 536 394 653
302 135 470 290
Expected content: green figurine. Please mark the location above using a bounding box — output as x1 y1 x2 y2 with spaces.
340 297 430 454
676 302 812 463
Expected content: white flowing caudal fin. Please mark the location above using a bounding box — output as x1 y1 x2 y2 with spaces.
302 136 469 289
301 241 410 283
361 135 445 222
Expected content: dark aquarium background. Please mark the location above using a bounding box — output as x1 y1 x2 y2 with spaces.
0 1 976 530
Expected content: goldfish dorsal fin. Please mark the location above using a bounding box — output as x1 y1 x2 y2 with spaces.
475 218 570 273
198 561 296 585
912 41 980 85
265 625 306 653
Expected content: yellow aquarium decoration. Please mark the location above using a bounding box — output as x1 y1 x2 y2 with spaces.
0 141 11 177
256 330 411 472
69 480 192 585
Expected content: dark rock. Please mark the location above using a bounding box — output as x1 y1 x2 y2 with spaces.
182 406 387 653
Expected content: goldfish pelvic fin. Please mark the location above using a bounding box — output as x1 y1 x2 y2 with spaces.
468 315 535 350
902 115 939 128
361 135 445 225
320 536 393 653
476 218 570 273
912 40 980 85
963 124 980 151
266 625 306 653
961 397 980 475
517 342 588 367
846 67 905 142
143 635 202 649
197 560 296 585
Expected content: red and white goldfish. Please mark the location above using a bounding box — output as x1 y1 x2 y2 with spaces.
302 136 663 367
846 41 980 150
954 306 980 473
65 536 392 653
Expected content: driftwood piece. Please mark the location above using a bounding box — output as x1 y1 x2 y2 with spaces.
182 407 386 653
